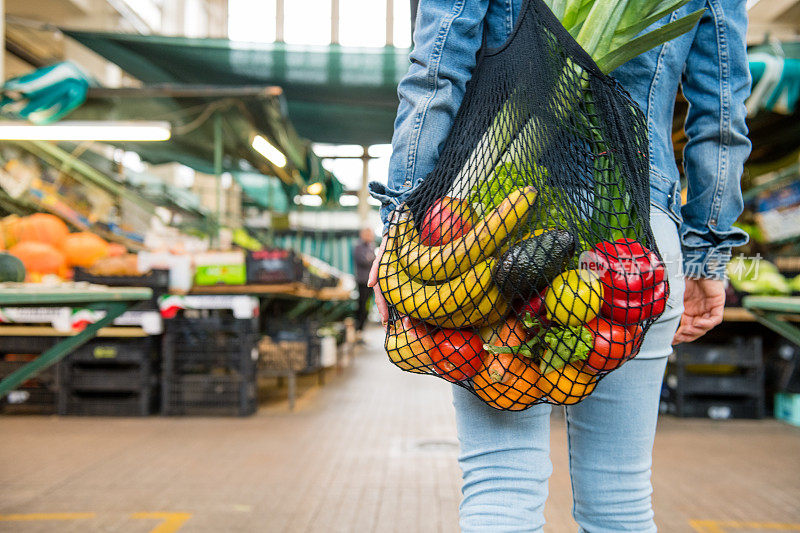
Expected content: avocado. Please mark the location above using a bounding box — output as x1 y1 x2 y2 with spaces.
493 229 575 299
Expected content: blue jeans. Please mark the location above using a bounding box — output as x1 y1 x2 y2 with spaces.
452 210 684 532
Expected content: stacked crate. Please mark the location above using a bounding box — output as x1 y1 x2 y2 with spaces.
58 337 158 416
668 336 765 419
0 343 59 414
161 309 258 416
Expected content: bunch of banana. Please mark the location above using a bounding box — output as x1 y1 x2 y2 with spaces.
393 186 539 282
378 186 538 329
386 317 434 373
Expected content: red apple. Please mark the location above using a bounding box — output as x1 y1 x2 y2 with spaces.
420 197 475 246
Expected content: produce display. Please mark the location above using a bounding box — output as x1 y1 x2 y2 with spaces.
376 0 692 409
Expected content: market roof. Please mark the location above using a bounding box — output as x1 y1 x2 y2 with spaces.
66 84 343 205
62 30 408 145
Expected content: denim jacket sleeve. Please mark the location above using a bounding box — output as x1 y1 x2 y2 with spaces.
679 0 751 279
369 0 520 232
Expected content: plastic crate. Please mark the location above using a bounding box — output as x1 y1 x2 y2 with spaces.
675 395 764 419
258 337 307 372
668 371 763 397
72 268 170 289
0 356 59 414
673 337 762 367
58 389 156 416
775 393 800 427
246 249 301 284
70 337 156 364
63 364 156 393
162 374 256 416
73 268 169 309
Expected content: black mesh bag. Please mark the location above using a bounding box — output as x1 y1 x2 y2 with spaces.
378 0 669 410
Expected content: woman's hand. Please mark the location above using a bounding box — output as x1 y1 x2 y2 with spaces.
672 278 725 344
367 237 389 328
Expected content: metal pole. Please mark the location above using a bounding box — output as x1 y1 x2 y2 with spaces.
331 0 340 44
214 113 223 225
358 146 370 225
386 0 394 46
276 0 285 42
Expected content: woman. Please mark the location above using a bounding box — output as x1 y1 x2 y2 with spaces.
368 0 750 530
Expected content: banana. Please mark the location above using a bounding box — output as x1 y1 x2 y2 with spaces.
386 319 435 373
378 251 498 322
431 286 510 329
394 186 538 282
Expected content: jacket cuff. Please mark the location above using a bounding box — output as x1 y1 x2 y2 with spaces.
369 180 411 234
682 247 732 280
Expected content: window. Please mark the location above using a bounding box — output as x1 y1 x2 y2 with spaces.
284 0 332 46
339 0 386 47
228 0 276 42
228 0 412 47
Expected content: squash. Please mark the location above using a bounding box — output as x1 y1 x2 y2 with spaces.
8 241 67 278
61 232 109 268
15 213 70 247
472 353 543 410
1 215 22 248
0 252 26 282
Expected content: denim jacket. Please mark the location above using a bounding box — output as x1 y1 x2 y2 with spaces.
369 0 751 279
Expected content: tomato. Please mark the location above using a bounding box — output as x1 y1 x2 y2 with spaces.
584 317 635 372
430 328 485 382
545 269 602 326
419 197 475 246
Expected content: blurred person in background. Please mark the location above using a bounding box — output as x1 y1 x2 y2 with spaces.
354 227 377 339
367 0 750 530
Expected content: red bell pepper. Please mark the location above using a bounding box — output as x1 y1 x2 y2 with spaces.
588 238 668 325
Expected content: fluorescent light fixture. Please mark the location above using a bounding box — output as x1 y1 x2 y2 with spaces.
306 182 324 195
0 121 171 141
251 135 287 168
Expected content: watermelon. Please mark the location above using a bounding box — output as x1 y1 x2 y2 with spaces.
0 252 26 282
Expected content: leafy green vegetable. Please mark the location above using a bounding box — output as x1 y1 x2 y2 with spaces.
538 324 593 374
484 314 593 374
469 162 533 213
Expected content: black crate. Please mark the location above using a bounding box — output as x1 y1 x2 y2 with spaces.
58 389 156 416
674 395 765 419
673 337 762 367
0 358 58 414
0 336 59 354
70 337 156 364
162 374 256 416
670 372 763 397
63 364 156 392
73 269 169 309
246 249 301 284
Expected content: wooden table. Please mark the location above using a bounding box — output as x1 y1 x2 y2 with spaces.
0 283 152 397
182 282 352 301
742 296 800 346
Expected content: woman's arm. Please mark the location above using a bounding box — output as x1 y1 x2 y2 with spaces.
679 0 750 280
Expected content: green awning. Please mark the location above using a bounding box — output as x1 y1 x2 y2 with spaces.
63 85 343 205
62 30 408 145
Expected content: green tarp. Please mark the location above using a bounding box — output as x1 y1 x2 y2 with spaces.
62 30 409 145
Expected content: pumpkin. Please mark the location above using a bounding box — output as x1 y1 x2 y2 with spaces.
61 232 109 268
0 252 26 282
8 241 67 278
15 213 69 247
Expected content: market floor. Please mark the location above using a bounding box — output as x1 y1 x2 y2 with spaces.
1 326 799 533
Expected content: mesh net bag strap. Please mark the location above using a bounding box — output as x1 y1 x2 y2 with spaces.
378 0 669 411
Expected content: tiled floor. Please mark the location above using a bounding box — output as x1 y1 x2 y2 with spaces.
1 326 799 532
